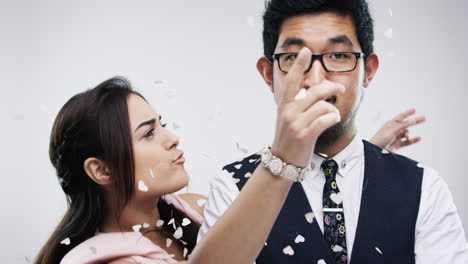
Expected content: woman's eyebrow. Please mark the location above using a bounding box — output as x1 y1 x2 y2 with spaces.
135 118 156 132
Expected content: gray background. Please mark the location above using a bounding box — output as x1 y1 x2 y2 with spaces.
1 0 467 262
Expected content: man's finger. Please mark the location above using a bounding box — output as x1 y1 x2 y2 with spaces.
295 81 345 112
280 47 312 104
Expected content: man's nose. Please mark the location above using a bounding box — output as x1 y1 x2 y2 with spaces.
302 57 327 88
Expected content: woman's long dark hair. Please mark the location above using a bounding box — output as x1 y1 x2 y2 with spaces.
35 77 141 264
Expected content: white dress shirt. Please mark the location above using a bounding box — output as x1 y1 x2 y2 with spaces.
197 135 468 263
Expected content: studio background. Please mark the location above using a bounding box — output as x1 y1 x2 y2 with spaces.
1 0 467 262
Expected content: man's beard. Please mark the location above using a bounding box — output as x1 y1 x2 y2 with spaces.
315 119 347 150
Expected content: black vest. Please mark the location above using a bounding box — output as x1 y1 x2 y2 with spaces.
222 141 423 264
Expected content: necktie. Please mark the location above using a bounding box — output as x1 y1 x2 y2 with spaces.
322 159 348 264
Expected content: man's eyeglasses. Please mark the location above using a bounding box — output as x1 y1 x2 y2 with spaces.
272 52 365 73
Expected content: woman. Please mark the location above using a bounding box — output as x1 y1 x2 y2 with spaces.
35 77 424 264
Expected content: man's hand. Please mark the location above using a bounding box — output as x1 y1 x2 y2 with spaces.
271 47 345 167
370 108 426 152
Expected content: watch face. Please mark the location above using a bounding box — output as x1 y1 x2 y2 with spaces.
283 165 298 181
261 149 272 164
269 158 283 175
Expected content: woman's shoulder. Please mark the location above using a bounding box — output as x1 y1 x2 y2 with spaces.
177 193 207 217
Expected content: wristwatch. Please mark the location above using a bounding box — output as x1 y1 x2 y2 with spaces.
260 146 311 182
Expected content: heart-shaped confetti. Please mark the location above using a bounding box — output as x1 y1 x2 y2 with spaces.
173 227 183 239
143 222 150 228
295 88 307 100
197 199 207 207
295 235 305 243
156 219 164 227
182 218 191 226
330 192 343 204
234 164 242 169
283 245 294 256
244 172 252 178
166 238 173 248
90 246 97 254
384 28 393 39
305 212 315 223
60 238 70 245
317 259 326 264
138 180 148 192
333 245 343 252
132 224 142 232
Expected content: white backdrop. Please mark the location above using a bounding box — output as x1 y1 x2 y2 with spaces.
1 0 467 262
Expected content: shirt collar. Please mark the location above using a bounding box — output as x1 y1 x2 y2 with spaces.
309 133 364 180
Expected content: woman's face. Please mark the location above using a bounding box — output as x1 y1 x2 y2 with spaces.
127 94 189 199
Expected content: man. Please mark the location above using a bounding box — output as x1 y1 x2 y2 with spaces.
197 0 468 263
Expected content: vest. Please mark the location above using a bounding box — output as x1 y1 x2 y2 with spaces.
222 141 423 264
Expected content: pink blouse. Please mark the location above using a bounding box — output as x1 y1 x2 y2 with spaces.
60 194 203 264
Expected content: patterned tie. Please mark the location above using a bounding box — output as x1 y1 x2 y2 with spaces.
321 159 348 264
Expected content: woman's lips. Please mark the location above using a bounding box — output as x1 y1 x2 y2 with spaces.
173 152 185 165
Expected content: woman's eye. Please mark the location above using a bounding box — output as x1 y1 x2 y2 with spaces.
161 123 167 128
143 129 154 138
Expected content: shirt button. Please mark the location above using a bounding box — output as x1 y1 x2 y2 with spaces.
341 160 347 169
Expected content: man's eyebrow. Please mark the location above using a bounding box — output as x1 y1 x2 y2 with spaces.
328 35 354 47
135 118 156 132
280 37 306 49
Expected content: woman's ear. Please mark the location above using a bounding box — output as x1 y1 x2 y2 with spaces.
257 56 274 93
83 157 111 186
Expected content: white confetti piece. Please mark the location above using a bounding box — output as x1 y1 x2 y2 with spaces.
382 149 389 154
240 148 249 154
333 245 343 252
60 238 70 245
173 227 183 239
389 9 393 17
180 240 188 245
384 28 393 39
295 88 307 100
168 218 175 225
375 246 383 255
246 16 255 28
330 192 343 204
143 222 150 228
172 122 180 130
318 152 328 158
387 51 395 57
156 219 164 227
317 259 326 264
305 212 315 223
232 178 240 184
234 164 242 169
183 247 188 258
417 163 424 168
249 159 257 163
164 91 176 99
283 245 294 256
264 242 268 246
14 114 25 120
154 80 164 85
132 224 142 232
149 168 155 178
295 234 305 243
182 218 191 226
40 104 47 112
245 172 252 178
138 180 148 192
90 246 97 254
166 238 173 248
197 199 207 207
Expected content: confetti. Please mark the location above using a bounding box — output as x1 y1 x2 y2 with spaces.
172 122 180 130
389 9 393 17
180 240 188 246
283 245 294 256
387 51 396 57
381 149 389 154
154 80 164 85
182 218 191 226
264 242 268 246
25 256 31 263
249 159 257 163
156 219 164 227
132 224 142 232
295 234 305 243
333 245 343 252
183 247 188 258
138 180 149 192
168 218 175 225
246 16 255 28
295 88 307 100
235 142 240 150
244 172 252 178
232 178 240 184
14 114 25 120
166 238 173 248
375 246 383 255
330 192 343 204
149 168 155 178
240 148 249 154
60 238 71 245
164 91 176 99
317 259 326 264
197 199 207 207
143 222 150 228
318 153 328 158
305 212 315 224
40 104 47 112
384 28 393 39
173 227 183 239
90 246 97 254
234 164 242 169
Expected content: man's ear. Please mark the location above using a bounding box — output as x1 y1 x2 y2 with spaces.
363 53 379 88
83 157 111 186
257 56 274 93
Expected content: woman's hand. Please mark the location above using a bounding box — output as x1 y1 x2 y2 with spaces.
370 108 426 152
